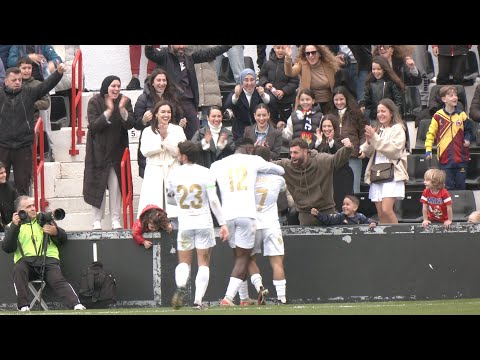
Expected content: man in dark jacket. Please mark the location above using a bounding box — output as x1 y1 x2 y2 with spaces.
0 64 65 195
145 45 231 139
1 195 85 311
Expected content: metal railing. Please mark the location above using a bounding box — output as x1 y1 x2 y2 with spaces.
70 49 85 156
120 148 134 229
33 118 48 212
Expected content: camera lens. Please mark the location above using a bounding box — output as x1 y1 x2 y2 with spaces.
18 210 29 223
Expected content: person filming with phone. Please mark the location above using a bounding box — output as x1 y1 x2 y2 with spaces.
1 195 86 311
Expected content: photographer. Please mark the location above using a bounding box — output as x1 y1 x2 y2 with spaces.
1 196 86 311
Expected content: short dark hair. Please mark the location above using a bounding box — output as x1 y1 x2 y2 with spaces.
0 161 5 170
14 195 31 211
439 85 457 98
5 67 21 78
345 195 360 207
289 137 309 149
253 145 271 161
17 56 33 67
177 140 200 164
235 137 255 154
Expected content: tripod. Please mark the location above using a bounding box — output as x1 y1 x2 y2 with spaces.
33 231 49 308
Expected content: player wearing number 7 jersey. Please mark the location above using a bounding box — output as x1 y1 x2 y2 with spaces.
209 138 285 306
167 141 229 310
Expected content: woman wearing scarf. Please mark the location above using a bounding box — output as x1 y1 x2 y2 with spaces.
191 105 235 168
83 76 135 231
224 68 272 140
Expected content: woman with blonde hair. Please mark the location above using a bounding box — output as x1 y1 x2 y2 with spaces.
284 45 339 114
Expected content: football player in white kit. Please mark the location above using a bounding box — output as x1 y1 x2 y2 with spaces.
167 141 229 310
210 138 285 306
251 146 288 304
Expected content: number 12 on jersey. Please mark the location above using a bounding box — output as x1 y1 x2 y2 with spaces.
228 166 248 192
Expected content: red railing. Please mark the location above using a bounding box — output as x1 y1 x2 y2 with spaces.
70 49 85 156
33 118 48 212
121 148 134 229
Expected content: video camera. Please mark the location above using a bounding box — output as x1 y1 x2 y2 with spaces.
18 208 66 226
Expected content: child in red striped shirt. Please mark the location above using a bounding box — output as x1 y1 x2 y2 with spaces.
421 168 453 229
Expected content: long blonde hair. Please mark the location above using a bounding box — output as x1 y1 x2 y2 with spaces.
295 45 340 73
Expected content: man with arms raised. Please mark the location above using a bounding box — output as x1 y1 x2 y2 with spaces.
275 137 353 225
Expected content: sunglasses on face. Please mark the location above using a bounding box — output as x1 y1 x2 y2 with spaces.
377 45 391 50
304 50 318 57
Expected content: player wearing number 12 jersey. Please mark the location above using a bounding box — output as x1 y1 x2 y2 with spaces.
167 141 229 310
210 138 285 305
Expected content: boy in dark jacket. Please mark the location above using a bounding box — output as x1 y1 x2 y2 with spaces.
311 195 377 228
258 45 299 126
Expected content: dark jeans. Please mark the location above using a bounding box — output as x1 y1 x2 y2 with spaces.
0 145 32 195
14 258 80 309
437 55 467 85
180 98 200 140
442 166 467 190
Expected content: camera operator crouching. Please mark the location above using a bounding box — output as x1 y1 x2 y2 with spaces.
1 195 86 311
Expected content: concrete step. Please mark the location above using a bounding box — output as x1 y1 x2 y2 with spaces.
45 172 143 198
51 128 140 163
58 160 140 180
47 195 140 232
55 211 120 232
46 195 140 214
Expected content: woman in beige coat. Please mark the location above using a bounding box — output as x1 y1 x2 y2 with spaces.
359 98 408 224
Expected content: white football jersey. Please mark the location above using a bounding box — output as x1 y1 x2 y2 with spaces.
167 163 216 230
210 154 284 221
255 173 286 229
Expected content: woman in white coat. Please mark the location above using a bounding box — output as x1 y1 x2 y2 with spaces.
359 98 408 224
137 100 186 221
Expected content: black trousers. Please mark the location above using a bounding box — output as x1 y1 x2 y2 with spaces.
0 145 32 195
437 55 467 85
180 98 200 140
14 258 80 309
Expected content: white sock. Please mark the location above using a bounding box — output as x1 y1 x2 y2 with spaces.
238 280 249 300
175 262 190 288
194 266 209 305
273 279 287 303
250 273 263 293
225 277 243 299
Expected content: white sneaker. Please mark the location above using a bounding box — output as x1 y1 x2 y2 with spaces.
19 306 30 311
112 220 122 230
74 304 86 310
93 221 102 230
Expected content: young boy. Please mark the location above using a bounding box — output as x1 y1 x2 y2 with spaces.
425 85 472 190
420 168 453 229
467 211 480 223
310 195 377 228
258 45 299 126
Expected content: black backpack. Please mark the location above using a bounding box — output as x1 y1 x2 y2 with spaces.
79 261 116 309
